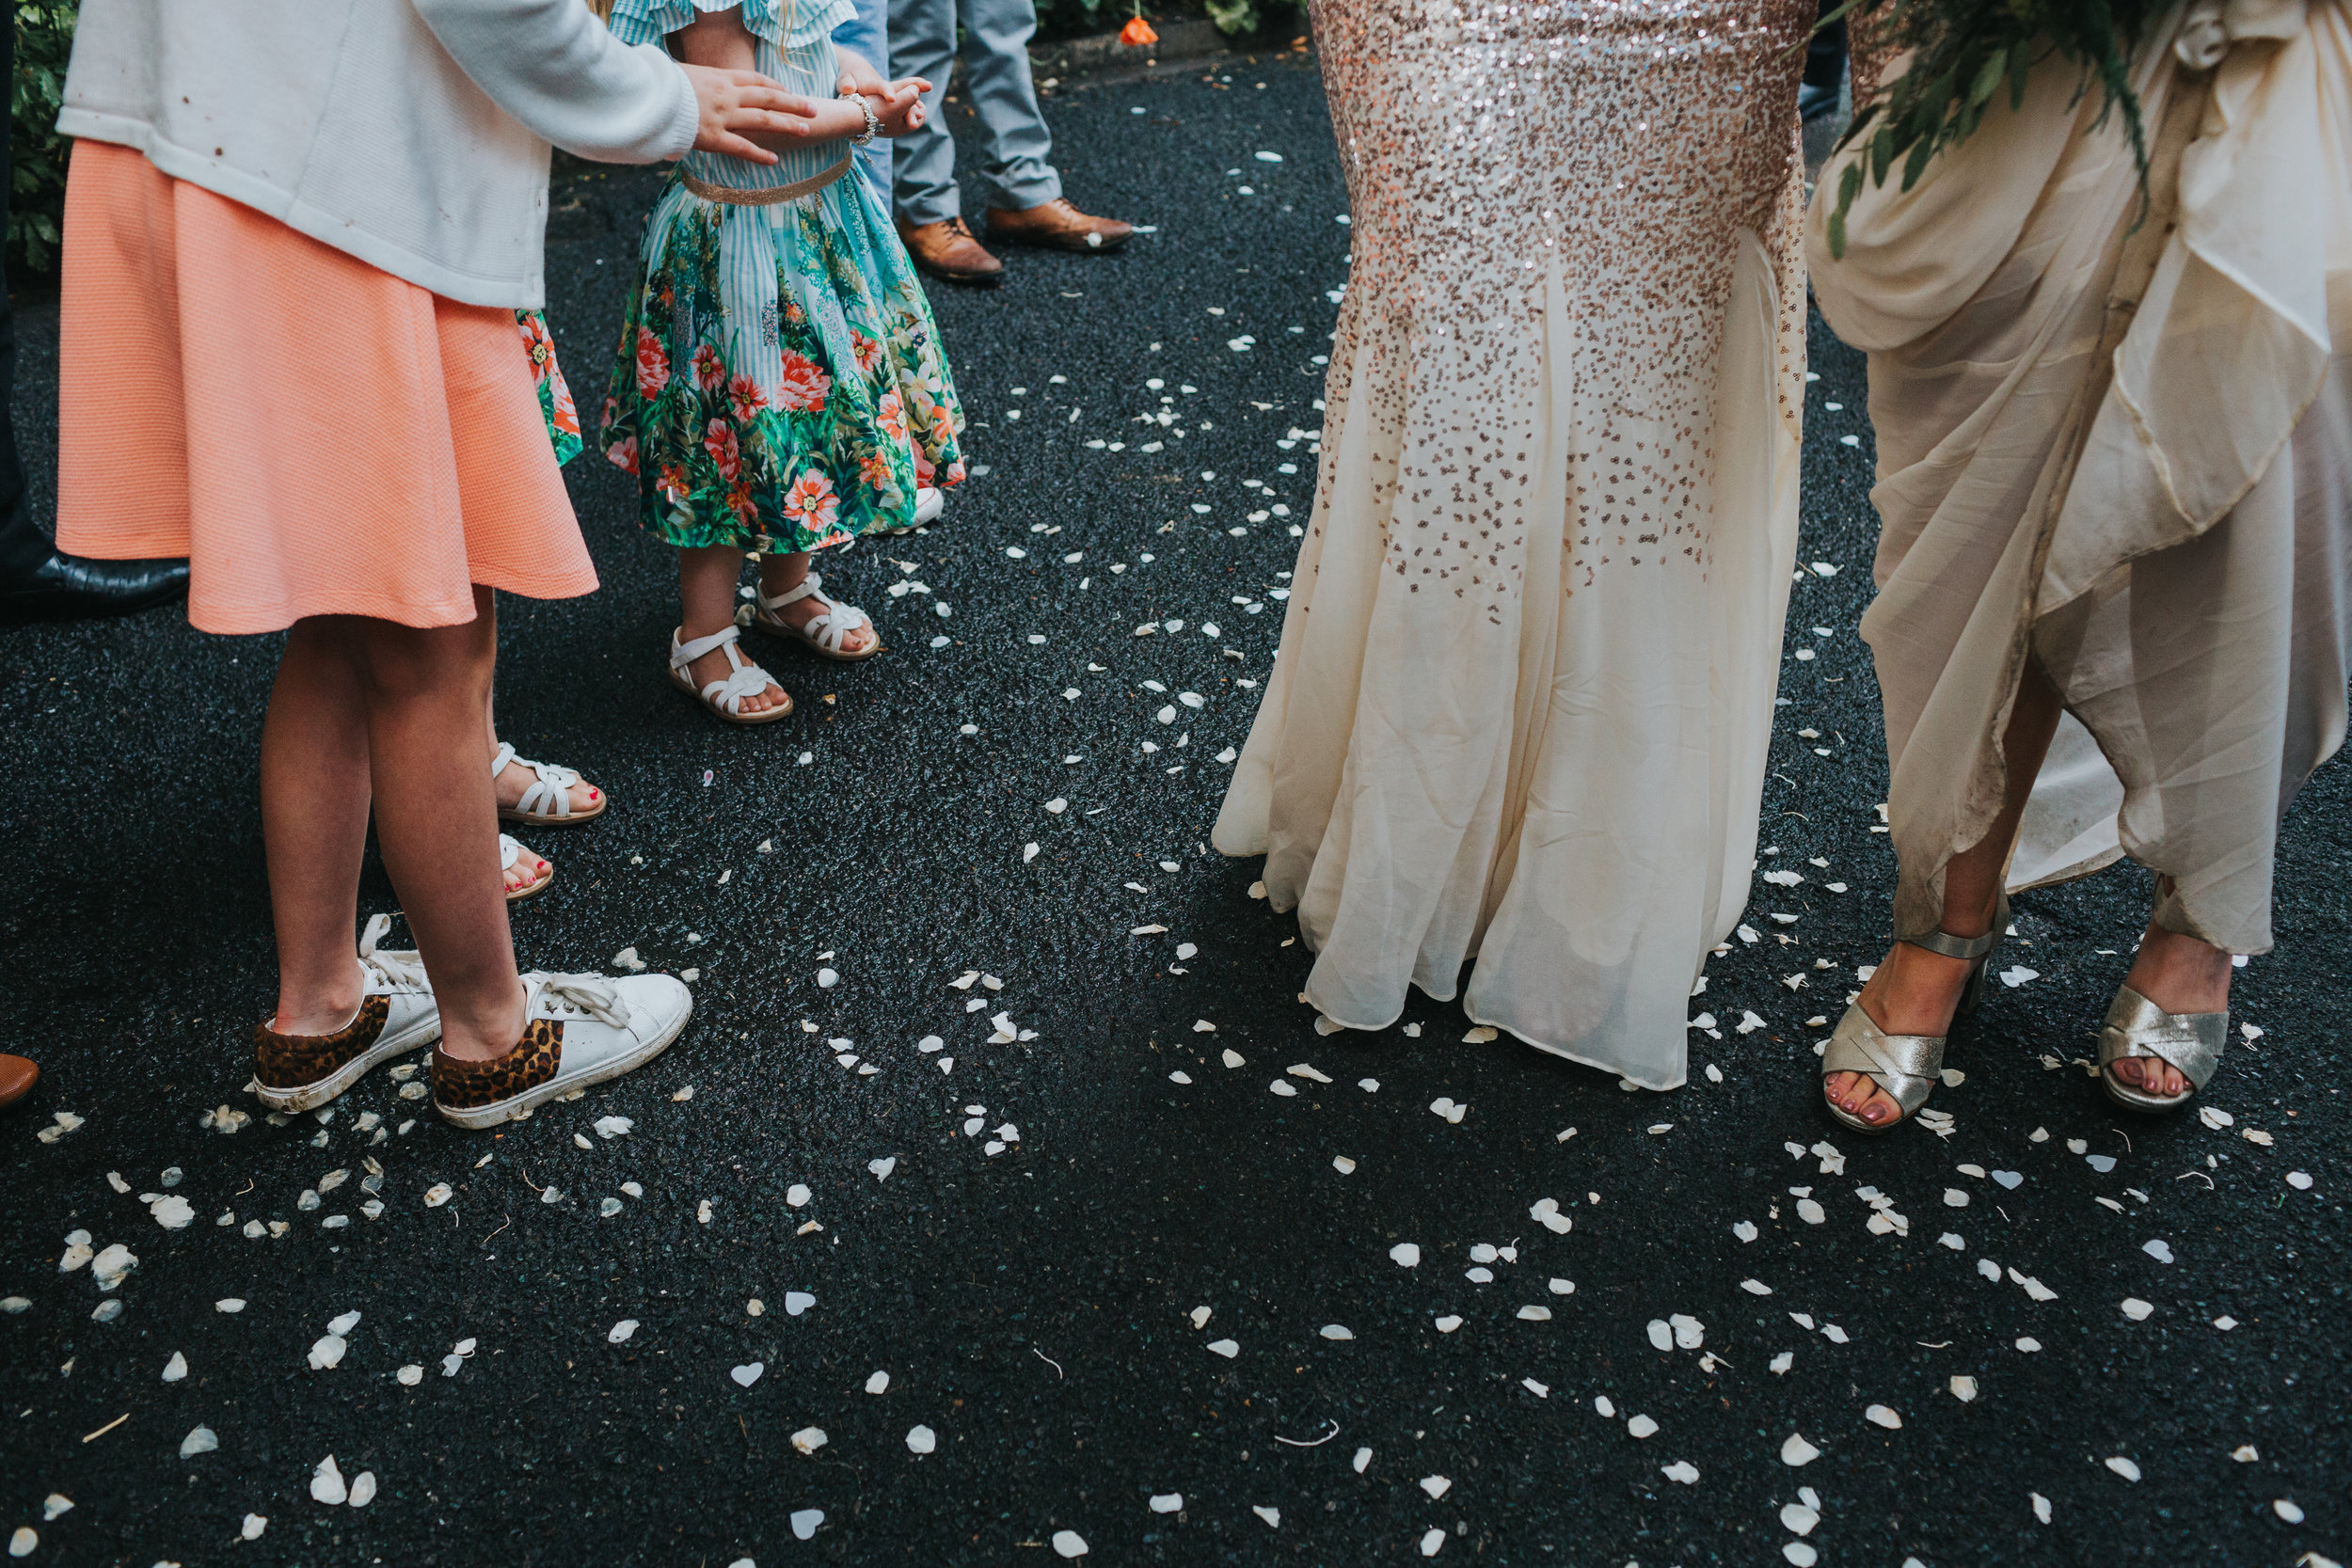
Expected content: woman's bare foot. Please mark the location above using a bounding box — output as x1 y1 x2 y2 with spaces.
1824 937 1985 1128
491 746 602 816
2109 919 2235 1100
761 552 877 655
503 842 552 898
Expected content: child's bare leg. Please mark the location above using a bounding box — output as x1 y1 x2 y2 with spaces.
679 546 789 713
349 588 526 1060
261 618 374 1034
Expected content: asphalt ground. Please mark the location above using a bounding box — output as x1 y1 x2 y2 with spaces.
2 54 2345 1568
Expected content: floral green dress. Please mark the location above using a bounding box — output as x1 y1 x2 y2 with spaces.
598 0 965 553
518 310 583 466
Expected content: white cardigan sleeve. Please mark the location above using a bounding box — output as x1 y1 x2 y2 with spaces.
413 0 699 165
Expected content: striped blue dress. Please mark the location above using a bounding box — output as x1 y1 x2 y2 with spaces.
600 0 964 552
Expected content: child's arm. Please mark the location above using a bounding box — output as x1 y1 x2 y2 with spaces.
676 6 871 147
415 0 814 166
831 50 932 139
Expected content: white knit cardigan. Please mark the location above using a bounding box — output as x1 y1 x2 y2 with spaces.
58 0 699 309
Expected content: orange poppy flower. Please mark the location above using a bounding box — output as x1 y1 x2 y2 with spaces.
1120 14 1157 45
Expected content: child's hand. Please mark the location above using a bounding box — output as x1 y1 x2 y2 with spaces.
680 64 818 164
868 76 932 137
834 46 888 100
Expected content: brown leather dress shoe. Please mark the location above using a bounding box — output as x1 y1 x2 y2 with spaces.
0 1053 39 1110
986 198 1134 254
898 216 1005 285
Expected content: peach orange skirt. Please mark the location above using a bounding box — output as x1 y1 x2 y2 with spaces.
55 139 597 634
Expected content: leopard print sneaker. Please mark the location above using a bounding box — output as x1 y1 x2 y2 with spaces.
431 970 692 1130
253 914 439 1113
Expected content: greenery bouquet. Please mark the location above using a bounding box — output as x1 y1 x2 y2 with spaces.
1820 0 2178 256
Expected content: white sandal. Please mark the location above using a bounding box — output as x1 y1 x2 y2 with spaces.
492 741 606 828
753 571 882 661
669 625 794 724
501 833 554 905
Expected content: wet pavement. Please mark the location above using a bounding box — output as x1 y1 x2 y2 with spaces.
2 55 2345 1568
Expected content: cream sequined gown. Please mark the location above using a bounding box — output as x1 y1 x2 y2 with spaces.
1214 0 1812 1088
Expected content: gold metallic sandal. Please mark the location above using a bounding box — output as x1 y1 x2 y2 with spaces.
1821 903 2006 1136
2098 986 2226 1113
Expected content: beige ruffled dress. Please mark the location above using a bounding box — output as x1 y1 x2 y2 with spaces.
1808 0 2352 954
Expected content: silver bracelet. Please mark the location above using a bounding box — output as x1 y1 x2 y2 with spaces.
843 91 882 146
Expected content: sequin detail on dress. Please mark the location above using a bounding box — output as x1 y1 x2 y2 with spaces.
1215 0 1811 1088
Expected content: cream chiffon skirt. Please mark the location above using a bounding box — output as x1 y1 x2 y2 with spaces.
1809 0 2352 954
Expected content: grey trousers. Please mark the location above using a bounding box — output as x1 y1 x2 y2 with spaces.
887 0 1061 225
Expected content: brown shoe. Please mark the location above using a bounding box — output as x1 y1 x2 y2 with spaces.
898 216 1004 285
986 197 1134 254
0 1053 37 1110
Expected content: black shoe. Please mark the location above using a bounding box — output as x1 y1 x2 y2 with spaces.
0 550 189 624
1799 80 1844 124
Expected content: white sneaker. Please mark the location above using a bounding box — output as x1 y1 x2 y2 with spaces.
430 970 691 1129
252 915 439 1113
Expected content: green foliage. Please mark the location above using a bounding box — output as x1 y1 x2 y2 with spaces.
10 2 76 277
1201 0 1267 33
1820 0 2169 258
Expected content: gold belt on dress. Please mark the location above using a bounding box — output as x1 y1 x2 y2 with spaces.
680 153 852 207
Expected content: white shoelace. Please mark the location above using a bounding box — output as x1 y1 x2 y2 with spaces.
358 912 431 992
532 972 631 1028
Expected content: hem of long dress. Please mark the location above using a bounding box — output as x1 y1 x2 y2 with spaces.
1309 975 1686 1094
1465 1007 1687 1093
